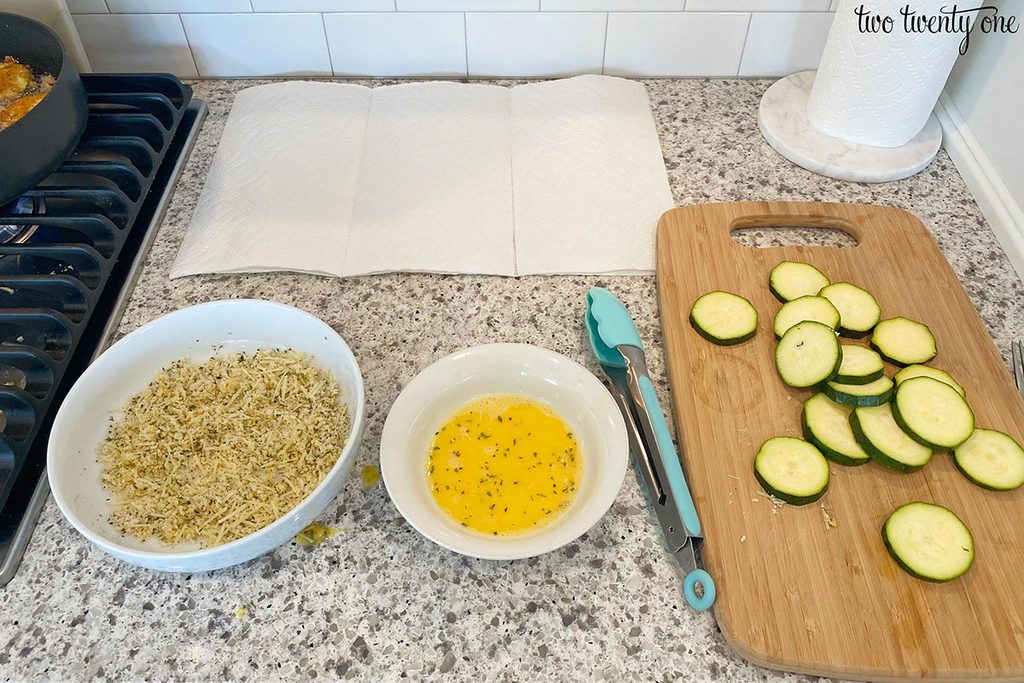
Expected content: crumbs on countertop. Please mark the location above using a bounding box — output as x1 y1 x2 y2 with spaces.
294 522 338 547
360 465 381 489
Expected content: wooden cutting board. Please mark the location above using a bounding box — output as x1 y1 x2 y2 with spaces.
656 201 1024 682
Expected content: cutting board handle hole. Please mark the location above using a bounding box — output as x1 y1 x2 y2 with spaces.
729 225 859 249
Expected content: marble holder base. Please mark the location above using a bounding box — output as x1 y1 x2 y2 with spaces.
757 70 942 183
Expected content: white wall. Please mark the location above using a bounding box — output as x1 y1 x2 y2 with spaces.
946 31 1024 208
63 0 837 79
939 26 1024 277
0 0 91 71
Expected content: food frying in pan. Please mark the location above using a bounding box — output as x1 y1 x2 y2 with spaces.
0 56 30 99
0 92 45 129
0 56 54 130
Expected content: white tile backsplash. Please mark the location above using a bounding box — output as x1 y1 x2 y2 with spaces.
73 13 198 76
541 0 682 9
466 12 606 77
70 0 840 78
253 0 395 10
182 13 332 77
105 0 252 12
686 0 830 10
65 0 109 12
324 12 466 77
739 11 833 76
396 0 538 9
604 12 749 77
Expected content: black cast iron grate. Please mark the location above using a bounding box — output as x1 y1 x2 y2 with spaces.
0 74 195 578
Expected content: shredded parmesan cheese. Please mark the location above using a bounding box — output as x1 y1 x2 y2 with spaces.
754 490 786 513
98 350 349 547
820 503 837 529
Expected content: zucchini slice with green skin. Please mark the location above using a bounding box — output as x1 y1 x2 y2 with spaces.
772 295 840 338
882 502 974 582
894 364 964 397
953 428 1024 491
801 393 869 466
769 261 830 303
775 320 842 388
822 375 894 407
892 376 975 450
754 436 830 505
871 316 937 366
818 282 881 338
851 403 932 472
835 345 885 385
689 291 758 345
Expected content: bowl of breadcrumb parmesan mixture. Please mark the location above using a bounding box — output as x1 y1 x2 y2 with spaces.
47 300 365 572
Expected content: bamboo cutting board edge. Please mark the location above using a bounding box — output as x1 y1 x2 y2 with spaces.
655 201 1024 683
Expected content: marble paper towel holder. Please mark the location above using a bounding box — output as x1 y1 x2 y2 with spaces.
757 70 942 183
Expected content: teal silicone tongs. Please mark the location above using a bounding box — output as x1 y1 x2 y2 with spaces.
585 287 715 611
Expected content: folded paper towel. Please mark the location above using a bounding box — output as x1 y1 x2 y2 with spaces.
171 75 674 279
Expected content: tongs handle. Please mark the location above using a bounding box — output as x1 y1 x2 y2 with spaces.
635 376 716 611
634 376 716 610
637 375 701 538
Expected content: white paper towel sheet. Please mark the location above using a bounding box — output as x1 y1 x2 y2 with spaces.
171 75 673 279
510 77 674 275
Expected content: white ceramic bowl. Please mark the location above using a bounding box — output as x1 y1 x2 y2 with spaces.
47 300 365 572
380 343 627 561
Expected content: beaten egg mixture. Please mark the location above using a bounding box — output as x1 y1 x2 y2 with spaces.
427 395 582 535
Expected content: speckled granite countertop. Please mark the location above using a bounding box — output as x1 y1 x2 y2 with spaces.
1 78 1021 683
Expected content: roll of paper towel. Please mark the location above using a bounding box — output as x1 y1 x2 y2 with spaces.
807 0 969 148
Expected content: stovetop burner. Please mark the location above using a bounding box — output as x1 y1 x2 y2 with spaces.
0 74 206 585
0 197 42 245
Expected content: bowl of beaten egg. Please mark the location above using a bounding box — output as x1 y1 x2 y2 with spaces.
380 344 628 560
47 300 365 572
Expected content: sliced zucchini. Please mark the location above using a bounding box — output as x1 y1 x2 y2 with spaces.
818 282 881 337
754 436 830 505
882 502 974 582
892 376 975 450
851 403 932 472
835 345 885 385
775 321 842 388
769 261 830 303
894 364 964 397
822 375 894 407
772 295 840 338
689 291 758 345
953 428 1024 491
871 316 937 366
801 393 869 466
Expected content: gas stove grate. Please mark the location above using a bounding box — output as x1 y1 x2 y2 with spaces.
0 74 201 584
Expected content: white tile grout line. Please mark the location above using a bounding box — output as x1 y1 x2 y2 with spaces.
463 12 469 78
70 9 834 15
320 12 336 76
600 12 609 76
736 11 753 76
178 13 201 79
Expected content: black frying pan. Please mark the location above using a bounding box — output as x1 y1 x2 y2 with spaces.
0 12 88 206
